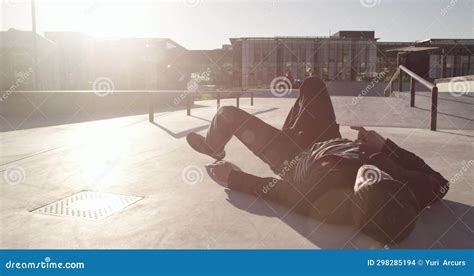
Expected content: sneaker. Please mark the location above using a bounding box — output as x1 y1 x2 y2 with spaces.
186 132 226 160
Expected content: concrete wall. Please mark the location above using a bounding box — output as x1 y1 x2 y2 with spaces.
0 91 192 131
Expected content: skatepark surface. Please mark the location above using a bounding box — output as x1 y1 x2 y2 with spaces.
0 92 472 249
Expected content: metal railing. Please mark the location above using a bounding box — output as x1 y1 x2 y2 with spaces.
4 90 253 123
149 90 254 122
384 65 438 131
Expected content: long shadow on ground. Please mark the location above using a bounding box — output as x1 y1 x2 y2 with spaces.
224 189 473 249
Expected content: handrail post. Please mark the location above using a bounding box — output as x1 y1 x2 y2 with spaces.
186 94 192 116
410 77 416 107
398 70 403 92
148 92 154 122
430 86 438 131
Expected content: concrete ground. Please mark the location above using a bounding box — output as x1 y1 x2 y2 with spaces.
0 94 472 249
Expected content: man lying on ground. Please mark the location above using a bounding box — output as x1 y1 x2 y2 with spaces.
186 76 449 245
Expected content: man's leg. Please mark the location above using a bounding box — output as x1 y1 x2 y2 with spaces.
282 76 341 149
198 106 300 171
282 96 301 129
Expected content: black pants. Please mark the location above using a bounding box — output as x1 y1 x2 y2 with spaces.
204 76 341 173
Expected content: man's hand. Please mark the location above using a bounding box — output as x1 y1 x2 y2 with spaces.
350 126 386 152
205 160 234 184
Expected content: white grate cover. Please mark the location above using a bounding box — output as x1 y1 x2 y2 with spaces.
32 191 142 220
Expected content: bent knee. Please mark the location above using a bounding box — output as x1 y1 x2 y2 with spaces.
300 76 327 95
217 105 239 116
303 76 325 86
216 106 240 122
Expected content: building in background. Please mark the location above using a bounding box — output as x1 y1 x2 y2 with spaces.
379 39 474 81
375 41 411 80
1 29 473 92
45 32 186 90
0 29 57 91
230 31 377 88
1 30 232 91
164 45 234 90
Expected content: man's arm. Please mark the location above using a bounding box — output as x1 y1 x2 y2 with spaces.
208 161 354 223
228 169 354 224
352 126 447 179
227 170 301 207
382 138 443 175
382 138 448 186
228 170 328 219
352 126 449 208
205 161 299 204
382 138 449 207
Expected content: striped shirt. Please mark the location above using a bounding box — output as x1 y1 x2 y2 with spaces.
293 138 359 183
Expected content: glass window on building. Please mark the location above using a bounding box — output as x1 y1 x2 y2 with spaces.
291 48 298 63
329 46 336 61
459 56 470 76
445 55 454 77
253 43 260 63
298 44 305 62
328 61 336 80
367 42 377 78
322 62 329 79
470 56 474 75
429 55 441 79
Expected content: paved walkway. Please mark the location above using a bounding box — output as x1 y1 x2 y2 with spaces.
0 96 472 249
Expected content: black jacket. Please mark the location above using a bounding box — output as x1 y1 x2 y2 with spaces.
227 138 449 224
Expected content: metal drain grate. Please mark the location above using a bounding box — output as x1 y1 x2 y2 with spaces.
32 191 142 220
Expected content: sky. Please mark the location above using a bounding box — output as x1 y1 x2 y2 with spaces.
0 0 472 49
